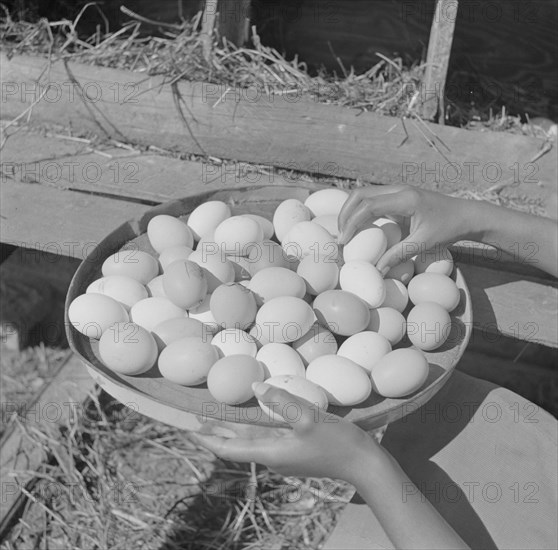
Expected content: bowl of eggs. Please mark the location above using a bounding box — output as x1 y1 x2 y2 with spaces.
66 184 472 437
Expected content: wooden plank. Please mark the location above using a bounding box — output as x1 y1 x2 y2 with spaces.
458 263 558 346
420 0 457 121
2 54 556 207
0 353 97 539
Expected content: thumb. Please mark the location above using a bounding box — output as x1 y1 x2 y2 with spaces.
376 237 422 274
253 382 315 432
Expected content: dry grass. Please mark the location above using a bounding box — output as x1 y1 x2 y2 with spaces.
1 386 353 550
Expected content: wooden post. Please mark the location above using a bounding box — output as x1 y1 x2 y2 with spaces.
420 0 458 122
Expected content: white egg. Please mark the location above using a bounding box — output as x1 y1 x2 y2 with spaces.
292 322 338 366
147 215 194 253
282 221 338 262
188 294 220 335
243 214 274 240
257 343 306 378
304 188 348 217
187 201 231 241
248 267 306 305
130 297 187 332
273 199 312 243
337 331 392 373
373 218 402 249
342 227 387 265
371 349 429 398
408 273 460 312
146 275 167 298
296 255 339 295
367 307 406 345
385 259 415 285
380 279 409 313
188 248 235 292
258 375 328 421
407 302 452 351
158 246 194 271
214 216 264 256
312 215 340 238
211 328 258 357
306 355 371 406
255 296 315 343
413 249 454 276
86 275 148 310
339 261 386 308
68 294 129 339
102 250 159 285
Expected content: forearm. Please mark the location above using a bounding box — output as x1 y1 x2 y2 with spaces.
460 199 558 277
349 444 469 550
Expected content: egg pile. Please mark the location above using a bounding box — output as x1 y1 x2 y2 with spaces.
68 189 461 415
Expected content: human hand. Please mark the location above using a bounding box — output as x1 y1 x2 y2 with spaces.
191 382 385 483
338 185 474 274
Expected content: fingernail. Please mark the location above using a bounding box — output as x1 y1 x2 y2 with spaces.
380 266 390 277
251 382 272 396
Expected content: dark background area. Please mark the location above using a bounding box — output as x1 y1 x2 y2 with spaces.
3 0 558 120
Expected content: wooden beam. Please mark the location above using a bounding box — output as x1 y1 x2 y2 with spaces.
420 0 458 121
2 54 556 207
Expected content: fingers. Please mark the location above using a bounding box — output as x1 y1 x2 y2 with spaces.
338 190 415 245
253 383 315 434
191 432 282 463
376 238 418 274
338 185 404 238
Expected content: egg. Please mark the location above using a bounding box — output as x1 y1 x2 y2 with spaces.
214 216 264 256
258 375 328 421
272 199 312 242
68 294 129 339
188 249 235 292
306 355 371 406
304 188 348 217
188 294 220 335
342 227 387 265
257 343 306 379
147 215 194 253
385 259 415 285
282 221 338 262
102 250 159 285
413 248 454 276
291 322 338 365
211 328 258 357
210 283 257 329
228 255 252 281
312 215 339 238
339 261 386 308
158 337 220 385
368 307 406 345
313 290 370 336
337 331 392 373
130 297 187 332
243 214 274 240
86 275 148 310
406 302 452 351
380 279 409 313
207 355 265 404
98 322 158 375
187 201 231 241
297 255 339 295
372 218 402 249
371 348 429 398
151 317 207 350
408 273 460 312
255 296 315 343
247 240 293 275
158 246 194 271
248 267 306 305
146 275 167 298
163 260 208 309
